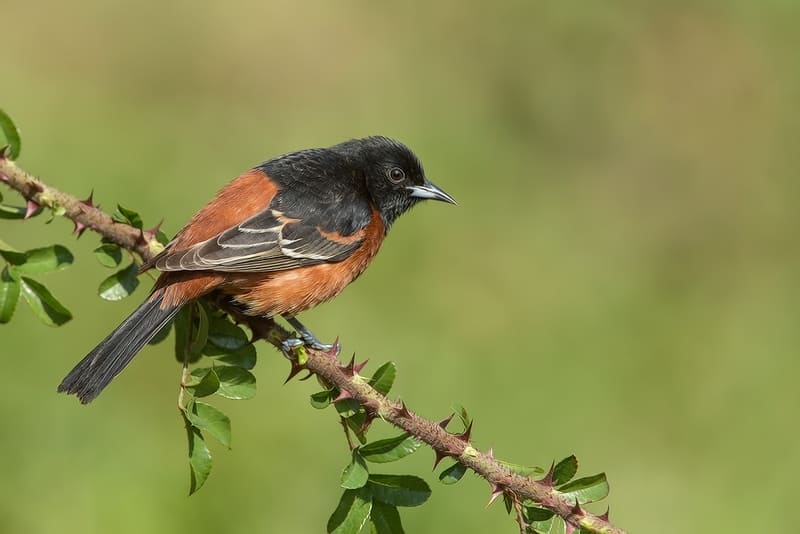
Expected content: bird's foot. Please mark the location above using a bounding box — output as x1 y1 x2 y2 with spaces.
283 316 341 355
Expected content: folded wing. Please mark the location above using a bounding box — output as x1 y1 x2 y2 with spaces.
153 208 363 273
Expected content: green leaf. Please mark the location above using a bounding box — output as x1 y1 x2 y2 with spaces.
503 493 513 514
311 389 333 409
335 397 362 418
187 367 220 397
156 229 170 245
360 434 421 464
558 473 609 504
188 302 210 357
528 515 564 534
0 203 26 219
0 268 20 323
369 501 405 534
438 462 467 485
524 506 555 522
187 401 231 448
19 277 72 326
327 488 372 534
367 475 430 508
452 404 471 430
497 460 544 478
94 243 123 267
97 262 139 301
215 366 256 399
3 245 73 275
341 450 370 489
0 108 22 159
207 343 257 369
345 411 369 445
186 422 212 495
206 316 250 351
553 455 578 486
369 362 396 396
113 204 143 228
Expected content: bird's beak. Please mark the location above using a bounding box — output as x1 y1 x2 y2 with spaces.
406 180 457 205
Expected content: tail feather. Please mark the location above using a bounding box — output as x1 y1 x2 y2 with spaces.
58 292 181 404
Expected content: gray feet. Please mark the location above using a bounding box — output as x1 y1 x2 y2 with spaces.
282 316 337 353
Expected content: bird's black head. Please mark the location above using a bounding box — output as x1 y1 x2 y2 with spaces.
333 136 456 229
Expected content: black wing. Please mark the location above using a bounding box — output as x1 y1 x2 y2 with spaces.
154 208 364 273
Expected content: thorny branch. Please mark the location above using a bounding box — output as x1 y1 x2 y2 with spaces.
0 154 627 534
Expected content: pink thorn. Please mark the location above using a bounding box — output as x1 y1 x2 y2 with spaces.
395 401 411 419
353 359 369 374
80 190 95 209
24 199 40 219
437 413 454 430
538 462 555 487
456 420 473 443
283 361 305 384
433 449 452 469
486 482 504 507
332 389 353 403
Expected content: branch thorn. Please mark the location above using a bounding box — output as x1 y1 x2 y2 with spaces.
437 413 454 430
24 199 40 219
538 462 555 487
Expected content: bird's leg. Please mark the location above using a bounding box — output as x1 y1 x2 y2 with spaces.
283 315 337 353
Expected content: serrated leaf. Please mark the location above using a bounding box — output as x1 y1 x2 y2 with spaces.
553 455 578 486
345 411 369 445
11 245 73 275
524 506 555 522
369 362 396 396
206 316 250 351
0 204 25 219
187 367 220 397
528 515 564 534
0 268 20 323
497 460 544 477
19 277 71 326
207 343 257 369
503 493 513 514
93 243 123 267
311 389 333 409
188 302 209 357
327 488 372 534
341 450 370 489
369 501 404 534
156 229 169 245
360 434 421 464
0 249 27 265
438 461 467 485
97 262 139 301
186 422 212 495
367 475 430 508
0 108 21 159
215 366 256 399
187 401 231 448
335 397 362 419
452 403 471 431
113 204 143 228
558 473 609 504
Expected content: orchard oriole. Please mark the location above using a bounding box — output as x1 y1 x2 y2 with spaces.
58 136 455 403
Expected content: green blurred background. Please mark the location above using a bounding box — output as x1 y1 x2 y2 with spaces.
2 1 798 532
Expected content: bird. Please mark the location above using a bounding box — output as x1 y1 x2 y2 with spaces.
58 136 456 404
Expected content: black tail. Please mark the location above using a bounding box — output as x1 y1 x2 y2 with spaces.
58 292 181 404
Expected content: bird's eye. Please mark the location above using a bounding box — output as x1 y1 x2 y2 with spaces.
387 167 405 183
